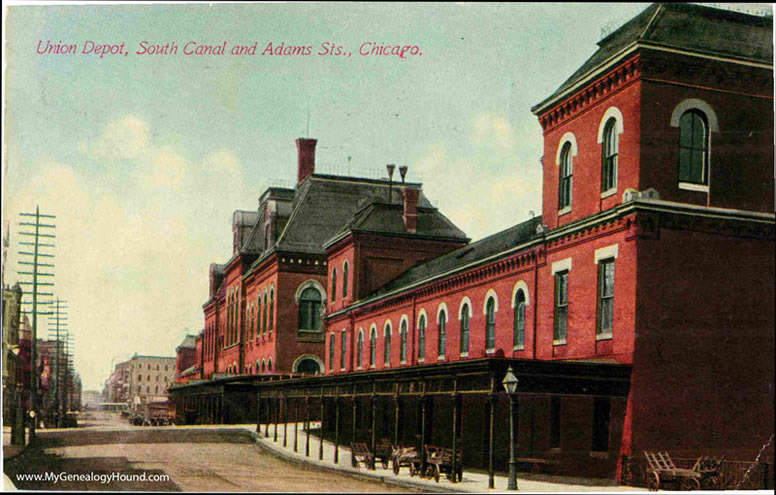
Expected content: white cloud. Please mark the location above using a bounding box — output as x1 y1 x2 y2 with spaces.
413 112 542 241
133 144 188 188
83 115 150 161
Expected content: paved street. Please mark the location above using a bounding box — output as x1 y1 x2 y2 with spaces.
3 412 416 492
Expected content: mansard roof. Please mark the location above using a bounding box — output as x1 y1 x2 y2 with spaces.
533 3 773 114
364 215 543 301
269 174 466 255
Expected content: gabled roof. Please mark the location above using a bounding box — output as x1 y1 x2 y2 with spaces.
363 215 543 301
533 3 773 114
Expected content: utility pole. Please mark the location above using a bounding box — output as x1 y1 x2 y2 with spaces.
17 206 56 443
47 298 68 427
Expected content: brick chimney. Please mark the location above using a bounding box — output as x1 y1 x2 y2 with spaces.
296 138 317 185
402 187 419 233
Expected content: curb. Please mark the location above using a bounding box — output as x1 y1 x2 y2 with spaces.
244 429 470 493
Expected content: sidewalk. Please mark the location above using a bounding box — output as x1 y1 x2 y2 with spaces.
2 426 28 491
226 423 646 493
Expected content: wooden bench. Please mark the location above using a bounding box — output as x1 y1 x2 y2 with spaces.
350 442 374 469
424 445 463 483
644 451 701 491
391 444 421 476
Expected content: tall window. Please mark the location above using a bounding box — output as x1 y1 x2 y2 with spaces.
357 330 363 368
384 323 391 366
331 269 337 303
460 304 470 354
256 293 262 337
554 271 569 344
329 334 335 371
418 315 426 361
269 289 274 331
343 262 349 299
597 259 615 337
601 118 618 192
438 310 446 358
514 290 526 349
592 397 611 452
400 320 407 363
485 298 496 350
340 330 346 370
370 327 376 367
678 110 709 185
558 142 573 210
262 292 268 335
299 287 322 331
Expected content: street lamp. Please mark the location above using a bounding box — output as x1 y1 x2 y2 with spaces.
502 366 519 490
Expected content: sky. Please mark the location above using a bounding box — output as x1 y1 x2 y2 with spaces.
2 2 769 392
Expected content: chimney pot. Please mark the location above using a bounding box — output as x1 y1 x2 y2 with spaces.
296 138 317 186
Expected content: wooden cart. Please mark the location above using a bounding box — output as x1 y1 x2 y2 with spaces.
391 445 421 476
350 442 374 469
424 445 463 483
692 456 725 490
644 451 701 491
374 439 393 469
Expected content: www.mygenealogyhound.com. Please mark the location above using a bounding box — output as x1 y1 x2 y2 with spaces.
15 472 170 484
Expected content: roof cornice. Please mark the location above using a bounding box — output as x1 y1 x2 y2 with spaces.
532 42 772 116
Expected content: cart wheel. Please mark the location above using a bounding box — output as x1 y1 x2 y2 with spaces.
702 475 721 490
393 461 399 475
382 459 389 469
409 465 415 477
434 466 440 483
648 472 660 491
680 478 700 491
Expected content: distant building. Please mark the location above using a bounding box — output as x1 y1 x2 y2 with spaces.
104 360 131 404
126 354 176 410
82 390 101 409
2 283 23 425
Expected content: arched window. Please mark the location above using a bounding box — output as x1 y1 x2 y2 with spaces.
343 262 349 299
299 287 322 331
418 315 426 362
340 330 346 371
601 118 618 192
460 304 470 355
438 310 446 358
679 110 709 186
485 298 496 350
267 358 272 371
256 293 262 337
357 330 363 369
514 290 526 349
331 268 337 303
269 288 274 331
559 142 573 210
262 292 268 335
370 326 377 367
400 320 407 364
255 360 259 374
329 334 335 371
384 323 391 367
261 359 266 373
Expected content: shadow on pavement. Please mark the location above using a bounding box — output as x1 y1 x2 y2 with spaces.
3 440 181 491
37 428 255 448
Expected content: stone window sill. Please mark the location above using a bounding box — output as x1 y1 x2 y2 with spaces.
600 188 617 199
679 182 709 193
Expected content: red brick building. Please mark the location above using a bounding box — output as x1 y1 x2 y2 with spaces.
172 3 773 484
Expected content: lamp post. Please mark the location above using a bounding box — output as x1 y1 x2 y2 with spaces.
502 366 519 490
